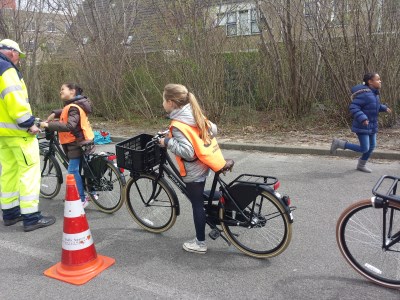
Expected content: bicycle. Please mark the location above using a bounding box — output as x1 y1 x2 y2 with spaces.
38 129 126 213
116 132 295 258
336 175 400 289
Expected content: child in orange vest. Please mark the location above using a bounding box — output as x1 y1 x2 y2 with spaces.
160 83 226 254
40 83 94 208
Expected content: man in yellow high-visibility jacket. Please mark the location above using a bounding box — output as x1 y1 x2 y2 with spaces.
0 39 55 232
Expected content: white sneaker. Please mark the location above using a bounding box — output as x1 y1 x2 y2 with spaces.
82 196 90 209
183 238 207 254
89 192 99 201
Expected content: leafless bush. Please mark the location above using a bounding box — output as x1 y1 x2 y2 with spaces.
2 0 398 127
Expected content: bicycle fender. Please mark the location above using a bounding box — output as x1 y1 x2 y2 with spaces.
106 157 127 185
257 185 294 224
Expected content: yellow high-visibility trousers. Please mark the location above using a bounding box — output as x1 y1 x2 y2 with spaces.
0 136 40 214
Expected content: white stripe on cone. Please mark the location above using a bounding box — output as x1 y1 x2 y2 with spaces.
62 229 94 251
64 199 85 218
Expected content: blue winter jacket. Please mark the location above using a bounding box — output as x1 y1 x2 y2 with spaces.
349 84 388 134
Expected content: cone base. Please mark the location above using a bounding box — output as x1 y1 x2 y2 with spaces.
44 255 115 285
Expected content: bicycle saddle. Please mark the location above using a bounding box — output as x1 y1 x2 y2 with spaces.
221 159 234 173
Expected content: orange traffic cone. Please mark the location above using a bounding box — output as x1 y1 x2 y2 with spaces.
44 174 115 285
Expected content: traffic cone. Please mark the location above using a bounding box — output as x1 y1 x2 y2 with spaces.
44 174 115 285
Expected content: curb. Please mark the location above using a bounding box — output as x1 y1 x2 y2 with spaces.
111 136 400 161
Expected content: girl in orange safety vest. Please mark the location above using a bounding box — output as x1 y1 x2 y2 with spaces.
159 83 226 254
40 83 94 208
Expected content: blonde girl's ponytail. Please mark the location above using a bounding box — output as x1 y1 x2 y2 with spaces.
163 83 211 144
187 92 211 144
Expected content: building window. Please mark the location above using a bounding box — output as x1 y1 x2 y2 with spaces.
216 12 226 27
251 9 261 34
330 0 349 26
47 21 56 32
226 12 237 36
26 20 36 32
238 10 250 35
304 0 319 28
224 8 260 37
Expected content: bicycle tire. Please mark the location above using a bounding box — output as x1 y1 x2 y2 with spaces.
336 199 400 289
86 160 125 213
219 190 292 258
39 151 62 199
125 173 177 233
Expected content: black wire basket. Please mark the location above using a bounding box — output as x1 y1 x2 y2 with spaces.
116 134 161 172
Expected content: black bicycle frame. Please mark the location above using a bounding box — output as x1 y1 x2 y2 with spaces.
150 148 255 226
372 175 400 251
39 132 92 184
382 203 400 251
49 134 69 168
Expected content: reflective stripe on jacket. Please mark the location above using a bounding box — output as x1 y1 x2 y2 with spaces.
58 104 94 144
0 60 32 137
169 120 226 177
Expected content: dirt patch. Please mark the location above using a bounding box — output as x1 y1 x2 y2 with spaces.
92 119 400 152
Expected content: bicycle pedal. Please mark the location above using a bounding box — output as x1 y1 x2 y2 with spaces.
209 228 220 240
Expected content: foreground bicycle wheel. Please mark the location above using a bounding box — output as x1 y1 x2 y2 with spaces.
219 190 292 258
86 160 125 213
39 151 62 199
336 199 400 289
125 173 177 233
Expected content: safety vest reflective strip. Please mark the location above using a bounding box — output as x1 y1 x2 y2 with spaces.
1 191 39 202
20 206 38 214
16 112 31 123
0 68 32 137
0 122 24 131
59 104 94 144
20 194 40 201
0 85 22 99
1 199 20 209
169 120 226 177
0 191 19 209
1 191 19 198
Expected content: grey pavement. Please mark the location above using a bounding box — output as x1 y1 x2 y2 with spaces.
1 142 400 299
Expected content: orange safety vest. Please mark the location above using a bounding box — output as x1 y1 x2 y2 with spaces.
58 103 94 145
169 120 226 177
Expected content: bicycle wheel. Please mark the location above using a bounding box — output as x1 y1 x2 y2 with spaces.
125 173 177 233
219 190 292 258
336 199 400 288
39 151 62 199
86 160 125 213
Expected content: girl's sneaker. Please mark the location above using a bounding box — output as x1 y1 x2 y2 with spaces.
82 196 90 209
183 238 207 254
89 192 99 201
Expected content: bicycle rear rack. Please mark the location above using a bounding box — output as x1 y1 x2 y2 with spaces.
372 175 400 203
227 174 278 187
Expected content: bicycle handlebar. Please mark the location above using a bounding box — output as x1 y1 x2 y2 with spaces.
372 175 400 202
219 159 234 174
151 130 169 144
34 118 41 127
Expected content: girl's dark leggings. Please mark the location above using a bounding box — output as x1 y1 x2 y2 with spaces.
186 181 206 242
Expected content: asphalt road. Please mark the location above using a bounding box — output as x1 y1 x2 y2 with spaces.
1 144 400 300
